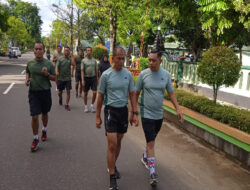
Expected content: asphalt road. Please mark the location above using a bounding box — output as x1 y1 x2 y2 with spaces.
0 52 249 190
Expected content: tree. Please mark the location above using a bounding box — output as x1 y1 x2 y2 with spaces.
197 46 241 103
0 3 9 33
8 0 43 40
7 16 32 47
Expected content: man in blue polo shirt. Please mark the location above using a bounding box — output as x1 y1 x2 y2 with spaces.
96 47 139 190
136 50 184 186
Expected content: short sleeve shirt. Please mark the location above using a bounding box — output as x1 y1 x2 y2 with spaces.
26 58 55 91
98 67 135 108
136 68 174 119
56 56 71 81
74 55 84 73
53 52 63 59
81 57 97 77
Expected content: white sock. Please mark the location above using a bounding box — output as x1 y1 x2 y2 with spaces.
147 157 156 175
91 104 94 107
42 127 47 131
85 105 88 108
143 145 147 158
34 135 39 140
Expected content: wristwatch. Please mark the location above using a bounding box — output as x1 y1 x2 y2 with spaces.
133 111 139 115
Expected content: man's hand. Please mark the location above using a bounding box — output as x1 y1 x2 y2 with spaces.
177 109 184 123
82 80 85 86
96 117 102 128
129 113 139 127
25 79 30 86
71 73 74 78
41 67 49 76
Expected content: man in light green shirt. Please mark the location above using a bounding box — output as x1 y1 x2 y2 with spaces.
96 47 139 190
81 47 98 113
136 50 184 186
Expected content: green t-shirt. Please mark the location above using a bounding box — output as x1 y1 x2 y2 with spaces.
26 58 55 91
136 68 174 119
98 67 135 108
53 52 63 59
81 57 97 77
56 56 72 81
74 55 84 73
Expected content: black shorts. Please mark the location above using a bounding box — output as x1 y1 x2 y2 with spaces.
75 72 81 82
104 105 128 134
141 117 163 143
28 90 52 116
57 80 72 91
84 76 97 92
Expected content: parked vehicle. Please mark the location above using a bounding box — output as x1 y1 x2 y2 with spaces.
12 47 21 57
8 47 21 58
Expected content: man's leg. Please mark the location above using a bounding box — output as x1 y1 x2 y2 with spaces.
66 90 70 105
107 133 118 175
91 91 97 104
32 115 39 136
41 113 48 141
79 82 82 97
58 90 63 105
31 115 40 152
115 133 124 162
75 82 79 97
84 91 88 105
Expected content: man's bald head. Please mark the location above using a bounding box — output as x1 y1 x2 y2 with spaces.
113 47 126 57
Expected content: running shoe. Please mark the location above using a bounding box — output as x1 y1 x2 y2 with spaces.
107 167 121 179
109 174 119 190
150 173 158 186
41 130 47 141
30 139 39 152
141 154 149 169
91 105 96 113
84 105 89 113
65 105 71 111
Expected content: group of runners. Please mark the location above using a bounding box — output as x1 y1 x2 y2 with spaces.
25 41 184 190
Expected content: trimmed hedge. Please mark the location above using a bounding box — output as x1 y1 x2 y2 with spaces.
92 44 108 60
165 89 250 134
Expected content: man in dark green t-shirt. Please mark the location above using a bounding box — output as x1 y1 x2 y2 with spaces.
56 46 72 111
72 48 84 97
25 41 56 152
52 45 63 64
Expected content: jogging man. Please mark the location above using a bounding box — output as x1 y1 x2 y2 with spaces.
81 47 98 113
136 50 184 186
25 41 56 152
56 46 72 111
72 48 84 97
52 45 63 64
96 47 139 190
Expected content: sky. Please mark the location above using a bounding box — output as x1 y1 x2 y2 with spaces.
2 0 69 36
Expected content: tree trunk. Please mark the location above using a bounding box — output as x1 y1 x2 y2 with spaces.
239 46 242 65
109 8 117 63
142 42 148 58
208 27 213 47
213 84 218 104
70 0 73 51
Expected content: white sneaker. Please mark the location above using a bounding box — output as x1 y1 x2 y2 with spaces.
91 105 96 113
84 105 89 113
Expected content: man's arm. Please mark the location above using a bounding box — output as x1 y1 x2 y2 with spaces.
129 91 139 126
169 91 184 123
96 92 104 128
25 72 30 86
81 69 85 86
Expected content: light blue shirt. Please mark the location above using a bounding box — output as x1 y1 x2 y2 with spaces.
99 67 135 108
136 68 174 119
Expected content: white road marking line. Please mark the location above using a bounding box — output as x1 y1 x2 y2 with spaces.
3 83 15 95
21 70 26 74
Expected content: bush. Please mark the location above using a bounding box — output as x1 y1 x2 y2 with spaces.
165 89 250 134
92 44 109 60
139 57 149 71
